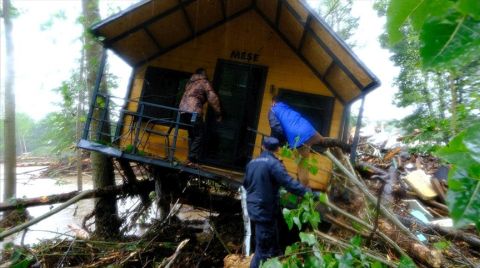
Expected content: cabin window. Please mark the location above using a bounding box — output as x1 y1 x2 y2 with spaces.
139 67 191 122
277 89 335 137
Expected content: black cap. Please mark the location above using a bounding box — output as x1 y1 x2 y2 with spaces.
263 136 280 151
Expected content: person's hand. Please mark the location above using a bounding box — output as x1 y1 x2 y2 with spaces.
216 115 222 122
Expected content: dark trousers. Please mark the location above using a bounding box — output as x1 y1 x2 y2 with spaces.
250 220 281 268
181 113 204 162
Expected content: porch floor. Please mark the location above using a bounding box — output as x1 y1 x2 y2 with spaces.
78 139 243 190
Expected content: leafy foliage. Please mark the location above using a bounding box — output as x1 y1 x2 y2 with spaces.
386 0 480 68
315 0 360 47
262 193 399 268
377 0 480 152
282 192 321 231
436 123 480 230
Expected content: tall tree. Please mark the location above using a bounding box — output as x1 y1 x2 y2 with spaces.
2 0 16 204
81 0 120 238
374 0 480 152
316 0 359 47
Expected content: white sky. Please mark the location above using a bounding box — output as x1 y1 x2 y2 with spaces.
1 0 411 122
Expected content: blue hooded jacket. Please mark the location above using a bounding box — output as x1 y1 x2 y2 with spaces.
243 151 310 222
269 102 316 148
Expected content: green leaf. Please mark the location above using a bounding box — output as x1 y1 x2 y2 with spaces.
293 216 302 230
387 0 454 44
308 165 319 175
371 261 385 268
436 123 480 230
433 241 451 250
283 208 294 230
318 192 328 204
350 235 362 247
285 243 300 255
280 146 293 159
446 166 480 229
260 257 283 268
351 221 364 232
420 12 480 68
435 123 480 168
386 0 423 44
457 0 480 19
308 211 320 230
304 254 323 268
398 256 417 268
299 232 317 246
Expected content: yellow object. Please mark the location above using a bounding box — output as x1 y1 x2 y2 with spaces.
404 170 438 200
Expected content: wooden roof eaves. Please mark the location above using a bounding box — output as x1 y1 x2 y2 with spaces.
297 0 380 91
91 0 379 103
254 5 346 105
279 0 364 91
348 80 381 104
90 0 151 35
98 0 197 47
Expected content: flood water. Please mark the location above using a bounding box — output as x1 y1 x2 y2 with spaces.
0 165 155 248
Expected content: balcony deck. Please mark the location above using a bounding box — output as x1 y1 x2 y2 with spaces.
78 93 246 190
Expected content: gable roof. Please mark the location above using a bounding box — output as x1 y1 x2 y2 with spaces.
91 0 380 104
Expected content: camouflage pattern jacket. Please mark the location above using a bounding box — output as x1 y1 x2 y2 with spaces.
179 74 221 116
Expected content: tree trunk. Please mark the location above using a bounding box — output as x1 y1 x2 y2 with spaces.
76 43 86 191
449 71 458 136
2 0 16 207
82 0 120 239
421 73 434 116
436 73 450 144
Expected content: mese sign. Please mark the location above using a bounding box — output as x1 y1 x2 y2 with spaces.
230 50 260 62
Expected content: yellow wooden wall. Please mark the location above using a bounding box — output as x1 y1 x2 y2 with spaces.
119 11 344 190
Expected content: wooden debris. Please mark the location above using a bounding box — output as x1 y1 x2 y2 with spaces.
378 219 442 268
224 254 253 268
430 178 446 203
383 147 401 162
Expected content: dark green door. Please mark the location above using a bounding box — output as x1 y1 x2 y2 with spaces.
202 60 267 170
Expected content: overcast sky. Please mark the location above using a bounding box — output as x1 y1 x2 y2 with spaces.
1 0 411 122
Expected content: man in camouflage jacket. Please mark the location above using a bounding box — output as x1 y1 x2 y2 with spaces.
179 68 222 164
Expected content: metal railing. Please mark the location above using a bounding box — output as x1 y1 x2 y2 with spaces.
82 92 197 162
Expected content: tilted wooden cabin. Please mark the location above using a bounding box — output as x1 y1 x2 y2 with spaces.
78 0 379 190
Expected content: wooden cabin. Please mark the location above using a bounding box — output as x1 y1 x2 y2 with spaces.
78 0 379 191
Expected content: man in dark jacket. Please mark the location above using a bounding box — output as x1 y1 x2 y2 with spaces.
243 137 314 268
179 68 222 164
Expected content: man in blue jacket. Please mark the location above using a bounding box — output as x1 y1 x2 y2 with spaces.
243 137 314 268
269 96 350 186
